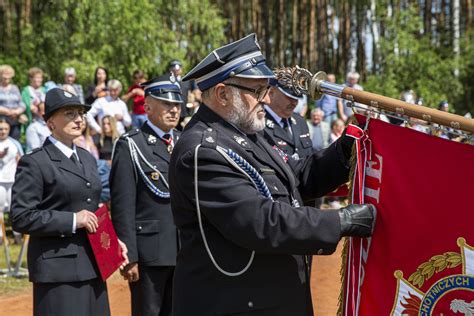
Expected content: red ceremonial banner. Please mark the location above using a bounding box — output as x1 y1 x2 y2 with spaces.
87 204 125 281
341 117 474 316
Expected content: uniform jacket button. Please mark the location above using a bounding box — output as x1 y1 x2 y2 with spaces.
86 182 91 187
86 198 92 203
248 301 254 308
317 249 324 255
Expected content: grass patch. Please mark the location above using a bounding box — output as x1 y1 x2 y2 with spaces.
0 241 31 297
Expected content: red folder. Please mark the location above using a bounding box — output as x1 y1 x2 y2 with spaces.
87 204 125 281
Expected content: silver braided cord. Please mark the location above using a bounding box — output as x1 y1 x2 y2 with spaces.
194 144 278 277
216 146 273 200
127 137 170 198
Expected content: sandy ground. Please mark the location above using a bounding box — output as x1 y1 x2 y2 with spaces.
0 244 343 315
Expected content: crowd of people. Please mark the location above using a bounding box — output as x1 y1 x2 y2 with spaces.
0 61 200 245
0 32 467 315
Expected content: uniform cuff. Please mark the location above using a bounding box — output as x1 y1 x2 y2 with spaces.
72 213 77 233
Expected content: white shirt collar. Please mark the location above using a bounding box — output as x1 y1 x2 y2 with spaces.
264 105 288 128
146 121 174 141
48 135 79 160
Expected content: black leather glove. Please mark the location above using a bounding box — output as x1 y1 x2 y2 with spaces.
338 204 376 237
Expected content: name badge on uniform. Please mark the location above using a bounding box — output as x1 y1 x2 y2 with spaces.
151 172 160 180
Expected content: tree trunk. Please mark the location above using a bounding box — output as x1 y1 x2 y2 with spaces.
328 3 337 72
370 0 381 74
424 0 432 37
276 0 285 66
337 1 349 77
453 0 460 77
252 0 258 38
301 0 308 68
466 0 472 33
0 1 12 53
390 0 399 58
14 1 22 59
310 0 317 70
291 0 298 65
262 0 271 66
230 2 238 40
347 2 358 73
357 3 366 79
317 0 329 71
23 0 31 27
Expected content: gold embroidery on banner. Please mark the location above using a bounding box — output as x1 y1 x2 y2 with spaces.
100 231 111 250
408 252 462 288
389 237 474 316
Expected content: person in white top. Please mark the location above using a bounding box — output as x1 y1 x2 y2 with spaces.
87 79 131 135
0 118 22 244
26 101 51 152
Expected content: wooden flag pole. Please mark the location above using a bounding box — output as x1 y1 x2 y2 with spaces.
274 67 474 134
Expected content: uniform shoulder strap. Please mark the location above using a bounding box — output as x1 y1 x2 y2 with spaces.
201 127 217 150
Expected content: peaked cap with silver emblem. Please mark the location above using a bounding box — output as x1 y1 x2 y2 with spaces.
269 77 303 101
141 74 183 104
182 33 274 91
44 87 91 121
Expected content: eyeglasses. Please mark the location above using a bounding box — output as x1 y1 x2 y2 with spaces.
62 109 86 120
225 83 271 102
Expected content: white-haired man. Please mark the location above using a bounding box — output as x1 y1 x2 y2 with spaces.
169 34 376 316
338 71 365 121
87 79 131 135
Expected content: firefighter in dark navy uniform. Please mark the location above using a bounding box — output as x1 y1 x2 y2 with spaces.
264 78 324 211
110 75 181 316
169 33 376 316
263 78 314 164
11 88 128 316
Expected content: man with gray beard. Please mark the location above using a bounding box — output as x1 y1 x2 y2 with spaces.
168 33 376 316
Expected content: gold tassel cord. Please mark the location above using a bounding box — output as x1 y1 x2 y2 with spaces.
337 122 359 316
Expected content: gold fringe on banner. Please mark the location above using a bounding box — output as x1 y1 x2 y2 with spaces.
337 116 359 316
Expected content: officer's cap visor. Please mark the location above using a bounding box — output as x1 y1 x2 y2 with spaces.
234 63 274 80
277 86 301 100
147 91 184 104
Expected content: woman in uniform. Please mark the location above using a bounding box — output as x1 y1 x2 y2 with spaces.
11 87 127 315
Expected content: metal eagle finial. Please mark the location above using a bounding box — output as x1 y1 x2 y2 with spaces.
273 66 329 100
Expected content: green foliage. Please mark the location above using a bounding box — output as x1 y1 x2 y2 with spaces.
1 0 471 114
364 4 465 113
2 0 225 89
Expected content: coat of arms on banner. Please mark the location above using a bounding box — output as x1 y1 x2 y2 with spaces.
391 238 474 316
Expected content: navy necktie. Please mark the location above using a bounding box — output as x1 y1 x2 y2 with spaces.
282 119 292 137
70 153 84 173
